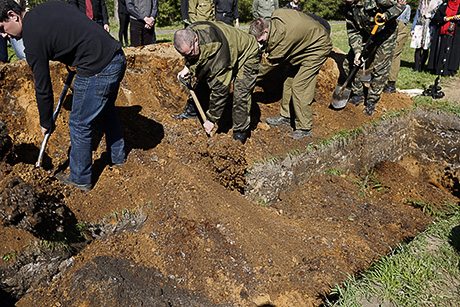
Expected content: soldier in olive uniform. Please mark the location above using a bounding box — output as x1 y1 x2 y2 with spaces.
343 0 405 115
173 22 260 144
188 0 215 23
249 8 332 139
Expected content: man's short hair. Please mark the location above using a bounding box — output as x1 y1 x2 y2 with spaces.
0 0 23 22
173 29 197 53
249 18 269 39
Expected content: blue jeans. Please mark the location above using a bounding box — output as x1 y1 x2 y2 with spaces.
69 50 126 185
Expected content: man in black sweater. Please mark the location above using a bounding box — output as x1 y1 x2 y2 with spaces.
0 0 127 191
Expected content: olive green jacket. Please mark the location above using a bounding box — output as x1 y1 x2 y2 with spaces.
266 9 332 67
188 0 215 23
185 21 259 123
345 0 405 55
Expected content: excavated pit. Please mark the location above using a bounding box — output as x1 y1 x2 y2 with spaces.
0 44 459 307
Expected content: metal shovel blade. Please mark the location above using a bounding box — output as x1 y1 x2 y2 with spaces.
330 85 351 109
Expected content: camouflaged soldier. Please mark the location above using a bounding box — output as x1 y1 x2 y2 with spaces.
250 8 332 139
343 0 405 115
173 22 260 144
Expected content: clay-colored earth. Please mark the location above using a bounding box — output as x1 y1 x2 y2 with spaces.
0 44 459 307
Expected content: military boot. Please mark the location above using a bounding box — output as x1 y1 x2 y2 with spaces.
348 95 365 106
383 81 396 94
233 130 248 144
172 98 197 119
363 103 376 116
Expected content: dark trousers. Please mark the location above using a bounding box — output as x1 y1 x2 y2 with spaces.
414 48 429 72
130 19 155 47
118 13 130 46
216 12 233 26
0 36 8 63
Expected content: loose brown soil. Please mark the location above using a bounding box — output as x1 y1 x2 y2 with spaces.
0 44 459 307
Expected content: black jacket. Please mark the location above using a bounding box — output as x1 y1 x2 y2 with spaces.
23 1 120 128
427 2 460 74
68 0 109 25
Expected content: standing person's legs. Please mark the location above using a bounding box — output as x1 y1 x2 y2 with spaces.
414 48 422 71
280 65 298 118
96 51 127 165
290 59 324 133
420 47 429 71
69 50 127 185
119 13 130 46
142 27 154 46
388 20 409 83
365 30 397 115
130 19 144 47
232 56 259 134
151 24 156 44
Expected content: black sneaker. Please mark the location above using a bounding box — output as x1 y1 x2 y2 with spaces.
348 95 365 106
383 81 396 94
56 173 91 191
233 130 248 144
289 129 312 139
266 116 290 126
363 103 376 116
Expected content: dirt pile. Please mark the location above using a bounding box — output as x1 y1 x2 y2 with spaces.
0 44 459 307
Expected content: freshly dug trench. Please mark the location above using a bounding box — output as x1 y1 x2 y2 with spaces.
0 44 458 307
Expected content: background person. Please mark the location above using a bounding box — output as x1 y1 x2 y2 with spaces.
188 0 215 23
427 0 460 76
410 0 443 72
214 0 239 28
252 0 278 20
181 0 189 25
0 0 127 191
127 0 158 46
285 0 301 11
118 0 130 46
384 0 411 93
68 0 110 32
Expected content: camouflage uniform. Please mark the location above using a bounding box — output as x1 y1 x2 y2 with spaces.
185 22 260 132
265 9 332 131
188 0 215 23
344 0 405 107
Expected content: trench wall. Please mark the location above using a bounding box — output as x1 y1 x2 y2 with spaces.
245 110 460 203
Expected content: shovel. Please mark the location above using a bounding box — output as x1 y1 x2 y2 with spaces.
331 13 385 109
179 76 213 137
35 69 76 168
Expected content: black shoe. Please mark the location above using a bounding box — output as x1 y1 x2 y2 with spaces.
266 116 290 126
383 81 396 94
172 99 197 119
56 173 91 191
233 130 248 144
363 103 376 116
289 129 311 139
348 95 365 106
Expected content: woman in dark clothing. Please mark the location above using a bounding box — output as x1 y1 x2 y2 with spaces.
428 0 460 76
118 0 130 46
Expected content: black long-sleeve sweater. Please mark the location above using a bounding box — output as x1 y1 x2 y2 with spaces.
22 1 120 129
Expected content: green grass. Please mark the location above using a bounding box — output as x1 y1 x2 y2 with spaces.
327 210 460 306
